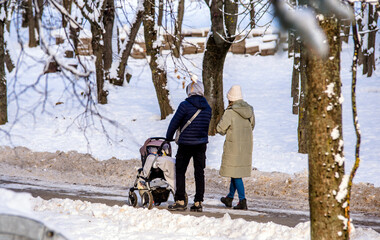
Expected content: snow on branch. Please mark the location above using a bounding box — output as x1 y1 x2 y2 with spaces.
272 0 354 58
48 0 83 30
33 0 91 78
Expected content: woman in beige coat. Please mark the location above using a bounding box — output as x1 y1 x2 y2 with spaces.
216 85 255 210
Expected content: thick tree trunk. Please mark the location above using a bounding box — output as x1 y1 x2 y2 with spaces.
91 25 108 104
143 0 173 120
110 8 144 86
27 0 37 47
203 37 230 135
202 0 237 135
0 12 7 125
306 17 348 240
173 0 185 58
103 0 115 72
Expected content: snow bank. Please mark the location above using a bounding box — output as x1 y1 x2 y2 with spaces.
1 189 379 240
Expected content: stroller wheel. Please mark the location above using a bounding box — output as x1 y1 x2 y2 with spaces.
142 191 154 210
127 191 138 207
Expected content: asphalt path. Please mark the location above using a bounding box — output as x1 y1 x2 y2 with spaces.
1 176 379 233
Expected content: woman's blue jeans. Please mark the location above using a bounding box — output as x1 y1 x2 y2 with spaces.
227 178 245 200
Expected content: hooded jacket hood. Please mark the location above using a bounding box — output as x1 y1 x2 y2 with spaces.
186 95 209 110
230 100 254 119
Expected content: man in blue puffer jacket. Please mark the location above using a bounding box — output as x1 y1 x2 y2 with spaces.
166 81 212 212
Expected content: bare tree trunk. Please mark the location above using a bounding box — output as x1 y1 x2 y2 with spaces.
363 3 377 77
306 17 348 240
249 0 255 29
34 0 44 43
62 0 73 28
173 0 185 58
110 8 144 86
358 3 366 66
92 24 108 104
298 45 308 154
0 7 7 125
103 0 115 72
27 0 37 47
74 0 108 104
143 0 173 120
291 36 300 115
158 0 164 27
202 0 238 135
287 0 296 58
344 13 362 235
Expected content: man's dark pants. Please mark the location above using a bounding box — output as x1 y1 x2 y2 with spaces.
175 143 207 203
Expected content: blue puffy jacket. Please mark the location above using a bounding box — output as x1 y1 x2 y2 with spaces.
166 95 212 145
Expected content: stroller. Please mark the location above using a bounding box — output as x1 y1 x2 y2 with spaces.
127 137 188 209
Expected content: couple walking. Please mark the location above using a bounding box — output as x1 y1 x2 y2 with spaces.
165 81 255 212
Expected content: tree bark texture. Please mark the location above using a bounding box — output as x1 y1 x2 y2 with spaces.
345 14 362 235
158 0 164 27
357 3 365 66
298 45 308 154
0 8 7 125
103 0 115 72
27 0 37 47
74 0 108 104
202 0 238 135
363 4 377 77
249 1 255 29
111 8 144 86
62 0 73 28
291 36 300 115
143 0 173 120
173 0 185 58
91 24 108 104
306 17 348 240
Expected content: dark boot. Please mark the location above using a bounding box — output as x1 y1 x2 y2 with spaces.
220 197 233 208
190 201 203 212
168 200 187 211
233 199 247 210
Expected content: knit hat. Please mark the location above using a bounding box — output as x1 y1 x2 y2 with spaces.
186 81 204 97
227 85 243 101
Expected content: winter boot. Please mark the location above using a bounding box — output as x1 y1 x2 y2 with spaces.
233 199 248 210
168 200 187 211
220 197 233 208
190 201 203 212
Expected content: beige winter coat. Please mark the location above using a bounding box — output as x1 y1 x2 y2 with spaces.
216 100 255 178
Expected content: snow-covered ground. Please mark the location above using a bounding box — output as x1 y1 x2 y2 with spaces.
1 40 379 186
1 188 380 240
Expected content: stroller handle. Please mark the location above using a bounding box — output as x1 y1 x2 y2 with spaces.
150 137 174 142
